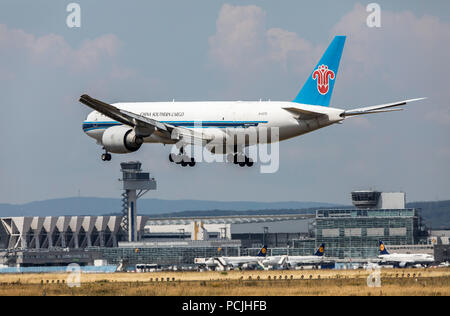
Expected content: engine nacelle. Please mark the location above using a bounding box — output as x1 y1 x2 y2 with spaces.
102 125 143 154
399 262 407 268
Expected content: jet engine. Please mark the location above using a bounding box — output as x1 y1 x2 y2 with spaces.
102 125 143 154
399 262 407 268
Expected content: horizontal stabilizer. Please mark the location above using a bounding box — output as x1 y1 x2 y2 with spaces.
342 98 426 117
344 108 404 117
282 107 327 119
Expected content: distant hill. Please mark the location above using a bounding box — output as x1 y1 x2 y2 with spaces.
147 208 319 218
0 198 448 228
0 197 339 217
406 200 450 229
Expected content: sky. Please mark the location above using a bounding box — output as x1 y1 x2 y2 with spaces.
0 0 449 205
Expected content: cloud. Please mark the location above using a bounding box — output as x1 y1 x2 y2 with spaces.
332 3 450 85
208 4 268 74
208 3 450 129
0 25 142 204
266 28 315 72
0 24 121 73
208 4 318 78
330 3 450 125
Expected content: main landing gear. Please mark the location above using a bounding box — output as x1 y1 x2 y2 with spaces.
227 153 254 167
169 148 196 167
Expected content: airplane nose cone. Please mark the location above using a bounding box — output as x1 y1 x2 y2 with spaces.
82 121 97 134
82 121 89 133
82 120 103 141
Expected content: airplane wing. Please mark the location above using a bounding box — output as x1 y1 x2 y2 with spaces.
214 257 228 268
79 94 213 143
278 255 287 266
342 98 426 117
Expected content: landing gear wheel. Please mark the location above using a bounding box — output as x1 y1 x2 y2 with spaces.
169 153 177 163
170 148 195 167
181 155 189 163
232 154 253 167
245 157 254 167
234 154 246 166
101 153 111 161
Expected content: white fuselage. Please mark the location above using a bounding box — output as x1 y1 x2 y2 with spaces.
262 255 324 267
205 256 264 268
83 101 344 148
378 253 435 267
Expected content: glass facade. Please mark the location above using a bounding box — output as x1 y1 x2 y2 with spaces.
315 208 426 259
232 233 306 248
291 238 317 256
92 245 240 266
241 240 316 257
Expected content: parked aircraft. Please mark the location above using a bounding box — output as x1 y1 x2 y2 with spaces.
261 244 326 268
377 241 434 268
196 246 267 270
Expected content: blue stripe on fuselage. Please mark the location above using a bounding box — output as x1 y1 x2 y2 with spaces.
82 120 268 132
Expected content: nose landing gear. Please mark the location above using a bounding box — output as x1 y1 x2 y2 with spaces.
101 152 112 161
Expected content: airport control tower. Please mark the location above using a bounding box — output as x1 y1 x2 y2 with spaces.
120 162 156 242
351 190 405 209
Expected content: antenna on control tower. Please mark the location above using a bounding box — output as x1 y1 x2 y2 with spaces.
119 162 156 242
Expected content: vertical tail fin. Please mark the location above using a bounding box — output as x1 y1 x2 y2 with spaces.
293 36 346 107
257 245 268 257
314 244 325 256
379 240 390 255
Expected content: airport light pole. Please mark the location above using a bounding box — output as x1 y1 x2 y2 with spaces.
263 226 269 248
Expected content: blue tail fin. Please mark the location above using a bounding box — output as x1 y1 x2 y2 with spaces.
293 36 346 107
314 244 325 256
257 245 268 257
379 240 390 255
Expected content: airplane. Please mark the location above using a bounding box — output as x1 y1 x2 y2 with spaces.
80 35 426 166
261 244 326 268
286 243 328 268
377 241 435 268
196 245 267 270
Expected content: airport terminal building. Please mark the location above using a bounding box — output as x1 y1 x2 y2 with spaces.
0 190 447 268
314 192 428 259
315 208 424 259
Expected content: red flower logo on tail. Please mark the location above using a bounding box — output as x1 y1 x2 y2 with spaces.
312 65 335 95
